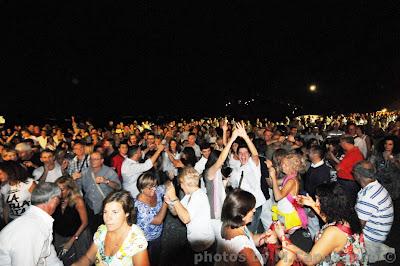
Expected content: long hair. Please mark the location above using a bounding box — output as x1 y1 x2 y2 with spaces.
221 189 256 230
55 176 82 207
316 182 362 234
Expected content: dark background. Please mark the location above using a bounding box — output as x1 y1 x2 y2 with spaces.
1 1 400 125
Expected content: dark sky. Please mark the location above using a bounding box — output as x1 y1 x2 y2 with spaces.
2 1 400 124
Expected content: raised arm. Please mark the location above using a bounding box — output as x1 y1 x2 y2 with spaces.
235 123 259 166
207 125 239 180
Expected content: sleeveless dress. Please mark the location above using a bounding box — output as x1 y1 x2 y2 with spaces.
315 222 368 266
93 224 148 266
274 175 307 233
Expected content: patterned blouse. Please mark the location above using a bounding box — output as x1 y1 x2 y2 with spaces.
134 185 165 241
93 224 148 266
315 222 368 266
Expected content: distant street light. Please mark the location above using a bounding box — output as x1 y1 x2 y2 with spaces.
309 84 317 92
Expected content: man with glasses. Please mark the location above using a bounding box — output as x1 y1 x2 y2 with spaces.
72 151 120 235
0 182 63 265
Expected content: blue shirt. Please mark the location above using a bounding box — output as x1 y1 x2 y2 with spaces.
135 186 165 241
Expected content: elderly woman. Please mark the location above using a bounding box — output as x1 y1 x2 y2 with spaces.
73 190 150 266
53 176 90 265
269 182 368 266
135 173 168 266
0 161 36 224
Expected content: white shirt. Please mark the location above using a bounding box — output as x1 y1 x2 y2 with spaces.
0 205 62 266
212 219 264 266
1 178 35 219
121 158 153 198
37 136 48 150
33 163 63 183
194 156 208 175
230 157 266 208
180 189 215 252
354 136 367 159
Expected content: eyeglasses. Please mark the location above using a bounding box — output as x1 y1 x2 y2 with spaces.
146 185 157 190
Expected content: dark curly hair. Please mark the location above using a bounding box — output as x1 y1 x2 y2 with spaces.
316 182 362 234
377 135 400 155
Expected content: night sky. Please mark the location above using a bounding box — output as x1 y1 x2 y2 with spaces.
2 1 400 125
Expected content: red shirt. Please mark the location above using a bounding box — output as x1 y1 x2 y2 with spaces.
337 147 364 181
111 153 126 182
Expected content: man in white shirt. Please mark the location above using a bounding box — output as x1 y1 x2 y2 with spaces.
33 149 63 183
0 182 63 266
186 133 202 159
229 123 266 233
165 166 214 253
194 143 212 175
121 144 164 198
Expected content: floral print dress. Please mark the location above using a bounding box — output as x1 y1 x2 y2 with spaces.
93 224 148 266
315 222 368 266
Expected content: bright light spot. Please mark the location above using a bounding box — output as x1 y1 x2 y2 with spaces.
309 84 317 92
381 108 388 113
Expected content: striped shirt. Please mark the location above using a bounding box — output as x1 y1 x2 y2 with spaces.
355 180 394 243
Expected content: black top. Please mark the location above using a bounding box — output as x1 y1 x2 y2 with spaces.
304 162 332 198
52 203 81 237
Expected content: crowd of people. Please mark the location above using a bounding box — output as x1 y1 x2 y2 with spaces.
0 110 399 265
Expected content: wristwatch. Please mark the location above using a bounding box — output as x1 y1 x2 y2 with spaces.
105 179 110 185
74 235 79 240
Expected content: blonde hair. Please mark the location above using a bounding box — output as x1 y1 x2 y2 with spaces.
282 153 307 176
56 176 82 207
179 167 200 187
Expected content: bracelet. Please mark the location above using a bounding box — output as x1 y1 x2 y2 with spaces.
282 246 297 256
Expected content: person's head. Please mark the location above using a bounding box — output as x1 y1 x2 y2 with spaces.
339 135 355 151
347 123 357 136
40 149 56 166
263 128 273 141
378 135 400 154
1 148 18 161
200 142 212 159
89 151 104 169
187 133 197 146
146 132 155 146
280 153 306 176
73 142 86 157
127 145 142 161
178 167 200 194
352 160 377 187
128 134 138 145
315 182 362 234
355 125 365 137
15 142 33 160
204 150 226 176
237 142 251 166
221 189 256 229
308 145 325 163
137 172 158 197
31 182 62 215
168 138 180 153
0 160 29 183
55 176 81 205
180 147 197 167
102 190 135 231
103 138 115 151
289 126 298 136
118 141 129 156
